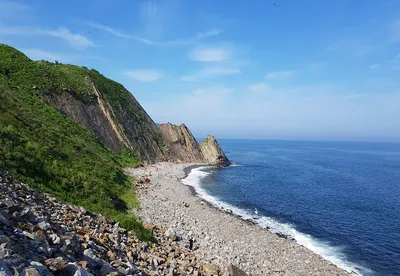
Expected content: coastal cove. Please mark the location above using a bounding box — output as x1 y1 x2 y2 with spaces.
129 163 350 276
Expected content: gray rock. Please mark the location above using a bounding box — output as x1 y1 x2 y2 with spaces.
83 249 101 268
48 234 60 245
117 266 128 275
0 213 9 226
20 267 40 276
63 263 93 276
22 231 40 241
165 228 176 241
99 262 116 275
0 260 13 276
225 264 248 276
36 221 50 231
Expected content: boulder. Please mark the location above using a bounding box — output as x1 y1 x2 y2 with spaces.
0 212 9 226
164 228 177 241
63 263 93 276
0 260 13 276
225 264 248 276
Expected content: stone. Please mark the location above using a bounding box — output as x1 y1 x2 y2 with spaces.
30 261 52 276
0 213 9 226
36 221 50 231
21 267 40 276
203 263 220 275
83 249 101 268
63 263 93 276
0 260 13 276
44 257 68 271
225 264 248 276
22 231 40 241
165 228 176 241
49 234 60 244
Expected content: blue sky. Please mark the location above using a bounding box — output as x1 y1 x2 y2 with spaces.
1 0 400 141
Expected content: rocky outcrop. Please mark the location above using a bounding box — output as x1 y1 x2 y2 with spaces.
158 123 230 167
199 135 230 167
40 82 164 164
158 123 204 163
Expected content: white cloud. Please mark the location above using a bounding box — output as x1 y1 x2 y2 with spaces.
369 64 381 69
189 46 232 62
22 49 69 62
86 22 156 45
0 25 94 49
0 0 29 19
124 70 163 82
265 71 295 79
248 83 272 93
196 28 224 38
85 21 223 46
44 27 94 49
181 67 240 81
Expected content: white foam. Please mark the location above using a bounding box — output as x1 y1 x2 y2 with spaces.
229 163 243 167
182 167 370 276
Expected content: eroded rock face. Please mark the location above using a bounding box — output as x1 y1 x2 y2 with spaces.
158 123 230 166
158 123 204 163
40 83 164 164
199 135 230 167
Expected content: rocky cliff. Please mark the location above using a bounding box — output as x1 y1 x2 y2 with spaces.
38 73 165 165
0 44 228 167
159 123 230 166
199 135 231 167
158 123 204 163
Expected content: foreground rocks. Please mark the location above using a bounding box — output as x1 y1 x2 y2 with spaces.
0 173 244 275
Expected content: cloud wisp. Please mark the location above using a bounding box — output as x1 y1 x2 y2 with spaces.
0 25 94 49
265 71 295 79
124 70 163 82
188 46 233 62
84 21 223 46
181 67 240 81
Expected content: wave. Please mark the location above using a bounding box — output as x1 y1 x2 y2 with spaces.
182 167 370 276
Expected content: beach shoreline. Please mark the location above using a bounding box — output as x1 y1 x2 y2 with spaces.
127 162 353 276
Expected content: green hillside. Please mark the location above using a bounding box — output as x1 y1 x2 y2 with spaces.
0 44 154 241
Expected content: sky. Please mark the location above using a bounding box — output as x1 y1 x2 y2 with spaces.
1 0 400 141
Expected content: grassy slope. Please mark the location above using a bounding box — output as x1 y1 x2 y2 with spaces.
0 44 154 241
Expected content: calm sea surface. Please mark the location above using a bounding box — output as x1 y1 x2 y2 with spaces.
185 139 400 275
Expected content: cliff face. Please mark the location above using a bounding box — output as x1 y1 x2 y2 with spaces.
199 135 231 167
0 45 229 166
35 72 165 164
158 123 204 163
159 123 230 166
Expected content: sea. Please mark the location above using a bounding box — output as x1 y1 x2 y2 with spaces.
182 139 400 276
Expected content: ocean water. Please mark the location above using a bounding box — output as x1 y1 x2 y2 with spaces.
182 139 400 276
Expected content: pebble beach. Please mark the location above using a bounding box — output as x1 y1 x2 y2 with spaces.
128 162 352 276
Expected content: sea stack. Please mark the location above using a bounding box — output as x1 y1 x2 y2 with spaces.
199 135 231 167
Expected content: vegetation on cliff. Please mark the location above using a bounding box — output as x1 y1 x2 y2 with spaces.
0 44 155 241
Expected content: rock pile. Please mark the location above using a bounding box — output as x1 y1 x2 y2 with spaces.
0 173 246 275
